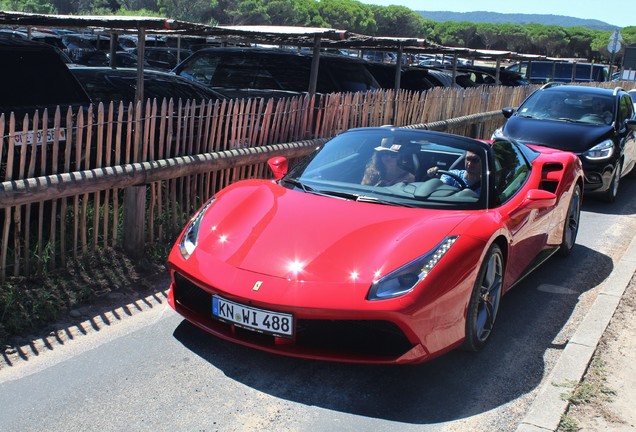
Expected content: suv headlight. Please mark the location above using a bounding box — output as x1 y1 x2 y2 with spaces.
179 197 216 259
583 140 614 161
367 236 458 300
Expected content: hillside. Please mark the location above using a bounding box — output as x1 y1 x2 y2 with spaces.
417 11 616 31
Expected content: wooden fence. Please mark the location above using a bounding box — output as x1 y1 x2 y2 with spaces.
0 85 538 280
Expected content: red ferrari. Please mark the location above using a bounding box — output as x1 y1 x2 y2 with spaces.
167 127 583 364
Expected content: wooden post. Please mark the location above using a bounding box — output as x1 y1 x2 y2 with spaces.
308 35 321 96
123 27 147 259
123 185 146 259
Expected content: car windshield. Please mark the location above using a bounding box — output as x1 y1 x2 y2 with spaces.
518 90 615 125
284 129 488 210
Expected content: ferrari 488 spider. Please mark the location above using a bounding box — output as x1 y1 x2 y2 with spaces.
167 127 583 364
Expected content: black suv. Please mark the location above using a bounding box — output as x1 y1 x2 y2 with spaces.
172 47 380 99
495 84 636 201
68 66 225 105
1 37 93 180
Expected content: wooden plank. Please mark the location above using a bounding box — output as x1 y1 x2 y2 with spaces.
72 109 84 259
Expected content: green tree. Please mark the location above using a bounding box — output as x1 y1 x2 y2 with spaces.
526 24 569 56
157 0 215 22
567 26 595 59
0 0 55 13
317 0 376 34
476 23 500 49
371 5 428 37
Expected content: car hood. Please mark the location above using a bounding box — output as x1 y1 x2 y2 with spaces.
193 180 470 283
504 116 613 152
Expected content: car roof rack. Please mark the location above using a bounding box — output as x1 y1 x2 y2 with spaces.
541 82 566 89
613 86 625 96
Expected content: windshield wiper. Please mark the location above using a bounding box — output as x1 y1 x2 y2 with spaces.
356 195 416 207
282 177 314 193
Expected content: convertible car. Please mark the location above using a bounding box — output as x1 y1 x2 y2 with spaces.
167 127 583 364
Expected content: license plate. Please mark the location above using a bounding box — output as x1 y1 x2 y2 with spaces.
13 128 66 146
212 295 294 337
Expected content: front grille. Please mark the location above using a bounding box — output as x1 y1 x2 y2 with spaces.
173 272 212 316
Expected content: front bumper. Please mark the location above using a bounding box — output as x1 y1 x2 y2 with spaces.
168 271 442 364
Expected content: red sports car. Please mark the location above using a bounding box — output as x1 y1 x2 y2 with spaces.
167 127 583 364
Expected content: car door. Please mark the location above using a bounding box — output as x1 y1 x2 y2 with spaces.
492 140 554 288
618 93 636 175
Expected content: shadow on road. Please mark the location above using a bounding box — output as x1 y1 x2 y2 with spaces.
173 243 612 424
582 175 636 216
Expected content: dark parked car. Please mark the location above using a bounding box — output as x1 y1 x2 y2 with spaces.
366 62 458 91
68 67 227 160
130 47 193 70
494 84 636 201
68 66 225 106
439 65 528 87
1 37 93 179
172 46 380 99
506 61 607 84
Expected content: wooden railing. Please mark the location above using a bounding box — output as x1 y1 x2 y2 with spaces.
0 85 539 280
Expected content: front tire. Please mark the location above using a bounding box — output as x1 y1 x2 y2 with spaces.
462 244 504 352
604 160 621 202
558 184 581 256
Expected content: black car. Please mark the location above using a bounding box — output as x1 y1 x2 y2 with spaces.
130 47 193 71
495 84 636 201
1 37 93 179
366 62 458 91
172 46 380 99
68 66 225 105
438 65 528 87
506 61 607 84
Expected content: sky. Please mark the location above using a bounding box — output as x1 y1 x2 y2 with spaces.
358 0 635 29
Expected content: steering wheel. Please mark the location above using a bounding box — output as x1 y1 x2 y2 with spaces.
436 170 467 189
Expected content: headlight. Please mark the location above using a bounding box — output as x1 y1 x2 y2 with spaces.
367 236 458 300
491 127 504 140
583 140 614 160
179 197 216 259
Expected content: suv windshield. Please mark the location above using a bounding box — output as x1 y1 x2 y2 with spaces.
518 90 615 125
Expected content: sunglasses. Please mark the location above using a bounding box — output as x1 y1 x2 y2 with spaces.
380 152 399 158
465 156 480 163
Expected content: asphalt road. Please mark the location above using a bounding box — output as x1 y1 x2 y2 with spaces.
1 179 636 432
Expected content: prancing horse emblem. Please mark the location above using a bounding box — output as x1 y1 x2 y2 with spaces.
252 281 263 291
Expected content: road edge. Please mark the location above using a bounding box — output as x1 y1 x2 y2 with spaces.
515 233 636 431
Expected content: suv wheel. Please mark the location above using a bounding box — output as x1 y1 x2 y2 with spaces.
604 160 621 202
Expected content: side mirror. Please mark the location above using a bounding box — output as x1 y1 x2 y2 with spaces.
523 189 557 209
268 156 288 180
502 107 516 119
626 119 636 131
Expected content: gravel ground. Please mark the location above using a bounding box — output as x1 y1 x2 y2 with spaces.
561 273 636 431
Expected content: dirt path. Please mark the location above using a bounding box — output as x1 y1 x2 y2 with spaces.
561 274 636 431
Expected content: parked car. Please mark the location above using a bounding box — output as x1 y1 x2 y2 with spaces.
106 51 151 68
167 126 584 364
172 46 380 99
506 61 607 84
439 65 528 87
0 28 66 50
365 62 458 91
0 37 93 179
68 66 227 160
494 84 636 201
61 33 116 51
130 47 193 70
68 66 225 105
